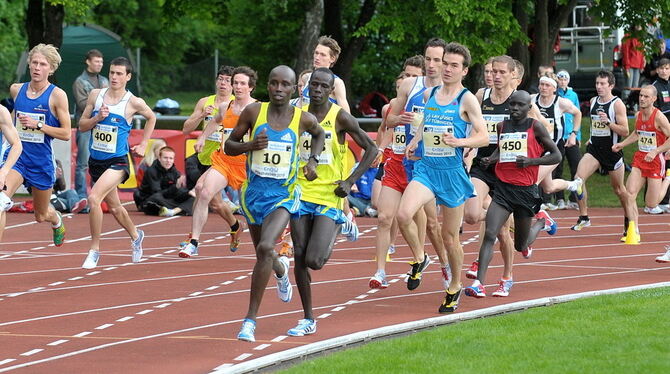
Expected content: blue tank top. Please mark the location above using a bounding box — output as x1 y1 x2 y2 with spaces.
89 88 133 160
403 77 428 158
13 83 60 170
245 103 302 191
301 72 339 106
419 87 470 169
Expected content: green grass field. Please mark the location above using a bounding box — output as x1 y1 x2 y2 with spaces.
283 287 670 373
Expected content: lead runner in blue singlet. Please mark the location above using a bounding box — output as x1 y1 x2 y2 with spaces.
78 57 156 269
225 65 323 343
3 44 71 246
0 106 22 218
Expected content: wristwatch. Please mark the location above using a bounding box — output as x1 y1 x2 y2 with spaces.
309 154 320 163
36 121 44 130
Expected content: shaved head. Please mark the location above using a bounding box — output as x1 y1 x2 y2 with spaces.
269 65 296 85
510 90 531 105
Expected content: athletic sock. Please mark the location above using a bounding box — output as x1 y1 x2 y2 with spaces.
501 276 512 281
230 220 240 232
623 216 629 234
579 215 589 222
190 239 199 247
52 212 62 229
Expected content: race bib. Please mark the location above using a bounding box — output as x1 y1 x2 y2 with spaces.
638 130 657 152
15 110 45 143
206 124 224 143
422 125 455 157
299 131 332 164
409 105 424 137
391 126 406 154
483 114 508 144
251 140 293 179
499 132 528 163
591 115 611 137
91 124 118 153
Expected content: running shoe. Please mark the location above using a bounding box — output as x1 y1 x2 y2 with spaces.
388 245 396 255
438 288 462 313
179 242 199 258
660 204 670 214
571 177 584 200
178 233 192 250
340 216 360 241
287 319 317 337
369 270 388 289
276 256 293 302
644 206 663 214
567 202 579 210
556 199 567 210
407 255 431 291
571 217 591 231
131 229 144 263
535 209 557 235
52 212 66 247
465 260 479 279
229 221 242 253
237 319 256 342
71 198 88 214
82 249 100 269
464 281 486 298
440 265 452 290
655 246 670 263
491 278 514 297
0 191 12 211
522 246 533 259
545 202 558 211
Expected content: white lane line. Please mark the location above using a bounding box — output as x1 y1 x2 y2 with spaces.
164 250 176 254
103 267 117 271
95 324 114 330
234 353 253 361
205 286 219 291
212 363 233 370
73 331 91 337
253 344 271 351
222 281 234 285
16 251 28 254
173 298 186 302
355 294 368 299
316 313 331 319
0 359 15 366
215 236 227 240
116 317 133 322
234 276 246 280
0 255 10 259
154 303 172 309
48 281 65 286
271 336 287 342
203 239 215 243
367 289 379 294
189 292 204 297
29 287 45 292
136 310 153 315
86 271 101 276
7 293 24 298
33 247 46 250
389 279 401 283
67 277 83 281
47 340 69 346
331 306 345 312
20 349 43 357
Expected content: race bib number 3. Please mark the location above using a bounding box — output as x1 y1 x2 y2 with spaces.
638 130 657 152
499 132 528 163
252 141 293 179
591 115 611 137
391 126 406 154
91 124 119 153
300 131 332 164
15 110 45 143
483 114 508 144
422 125 455 157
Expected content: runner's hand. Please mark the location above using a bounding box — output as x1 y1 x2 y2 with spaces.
612 143 623 152
303 160 318 181
250 129 268 150
334 180 353 198
515 155 533 168
97 104 109 121
131 141 147 157
194 137 205 153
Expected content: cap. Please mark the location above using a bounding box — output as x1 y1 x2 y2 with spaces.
557 70 570 81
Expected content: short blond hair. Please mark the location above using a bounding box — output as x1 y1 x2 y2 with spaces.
28 44 62 73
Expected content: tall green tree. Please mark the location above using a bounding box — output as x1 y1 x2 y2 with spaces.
0 1 26 90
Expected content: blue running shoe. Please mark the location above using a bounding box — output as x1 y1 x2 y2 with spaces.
237 319 256 342
340 216 359 241
535 210 557 235
464 281 486 298
287 319 317 337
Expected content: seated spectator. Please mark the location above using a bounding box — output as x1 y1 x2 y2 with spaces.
50 160 88 214
136 139 167 186
347 164 379 217
134 146 194 217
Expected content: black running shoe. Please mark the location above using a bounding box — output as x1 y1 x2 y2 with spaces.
407 255 431 291
438 288 462 313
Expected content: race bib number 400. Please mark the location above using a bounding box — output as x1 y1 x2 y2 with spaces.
252 141 293 179
591 115 611 137
91 124 119 153
300 131 332 164
15 110 45 143
422 125 455 157
638 130 657 152
483 114 508 144
499 132 528 163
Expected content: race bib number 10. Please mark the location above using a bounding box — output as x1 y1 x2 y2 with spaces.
252 141 293 179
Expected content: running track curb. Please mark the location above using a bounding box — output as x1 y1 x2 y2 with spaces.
217 281 670 373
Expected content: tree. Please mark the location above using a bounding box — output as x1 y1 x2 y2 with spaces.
295 0 324 75
0 0 26 89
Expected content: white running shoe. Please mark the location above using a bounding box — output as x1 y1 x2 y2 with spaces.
287 318 317 337
655 246 670 263
82 250 100 269
179 243 199 258
275 256 293 302
644 206 663 215
131 230 144 263
660 204 670 214
556 199 567 210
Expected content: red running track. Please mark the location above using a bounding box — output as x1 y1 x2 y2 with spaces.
0 207 669 373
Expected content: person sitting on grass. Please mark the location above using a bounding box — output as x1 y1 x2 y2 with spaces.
134 146 193 217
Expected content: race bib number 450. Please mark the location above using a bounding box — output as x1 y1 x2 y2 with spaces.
91 124 119 153
15 110 45 143
499 132 528 162
252 141 293 179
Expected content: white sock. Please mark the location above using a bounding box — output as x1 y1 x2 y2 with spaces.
51 213 62 229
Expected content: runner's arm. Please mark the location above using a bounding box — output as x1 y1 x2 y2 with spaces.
339 111 377 186
182 97 208 134
651 112 670 156
0 106 22 188
333 78 351 113
529 103 553 134
131 97 157 157
609 99 630 137
78 89 103 131
44 88 72 141
528 121 562 166
385 78 415 128
448 93 488 149
224 103 260 156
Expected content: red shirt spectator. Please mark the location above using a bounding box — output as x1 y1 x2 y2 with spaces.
622 34 646 70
